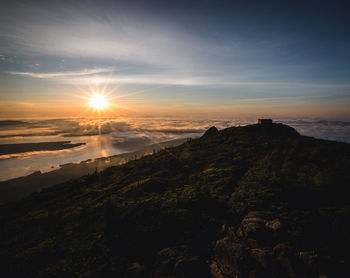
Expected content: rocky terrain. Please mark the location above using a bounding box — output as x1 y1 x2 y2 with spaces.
213 211 346 277
0 122 349 277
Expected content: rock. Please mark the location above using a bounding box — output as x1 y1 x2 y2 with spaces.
244 211 275 220
174 256 210 278
214 237 252 276
212 211 347 278
202 126 219 137
265 219 281 231
125 262 145 278
237 211 283 248
154 246 209 278
155 247 184 276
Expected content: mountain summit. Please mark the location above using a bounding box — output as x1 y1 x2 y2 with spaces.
202 126 219 137
1 123 349 277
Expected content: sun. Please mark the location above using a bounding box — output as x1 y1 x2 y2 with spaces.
89 94 108 110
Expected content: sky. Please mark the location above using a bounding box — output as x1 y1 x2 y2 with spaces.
1 0 350 119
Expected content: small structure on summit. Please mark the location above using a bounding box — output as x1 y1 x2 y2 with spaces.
258 119 273 125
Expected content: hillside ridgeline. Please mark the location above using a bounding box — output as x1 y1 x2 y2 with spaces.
1 123 349 277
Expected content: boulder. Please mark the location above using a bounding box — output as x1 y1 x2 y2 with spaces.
214 237 252 276
238 211 282 248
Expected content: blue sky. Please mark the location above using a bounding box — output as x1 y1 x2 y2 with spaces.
1 0 350 118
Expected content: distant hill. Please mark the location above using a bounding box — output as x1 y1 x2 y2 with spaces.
0 123 349 278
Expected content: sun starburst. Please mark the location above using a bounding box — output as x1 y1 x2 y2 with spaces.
89 94 108 110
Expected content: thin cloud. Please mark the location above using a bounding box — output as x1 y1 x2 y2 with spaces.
7 67 115 79
45 73 350 89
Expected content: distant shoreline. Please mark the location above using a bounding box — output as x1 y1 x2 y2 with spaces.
0 137 189 204
0 141 86 156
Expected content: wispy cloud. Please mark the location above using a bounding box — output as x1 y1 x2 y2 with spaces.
1 0 349 119
7 67 115 79
9 69 350 90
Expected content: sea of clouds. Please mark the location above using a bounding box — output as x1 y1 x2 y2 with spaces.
1 117 349 143
0 117 349 181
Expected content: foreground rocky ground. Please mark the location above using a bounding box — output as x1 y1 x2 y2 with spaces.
1 123 349 277
213 211 346 278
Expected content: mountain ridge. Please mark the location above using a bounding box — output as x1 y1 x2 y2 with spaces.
0 122 349 277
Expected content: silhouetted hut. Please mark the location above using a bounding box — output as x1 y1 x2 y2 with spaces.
258 119 273 124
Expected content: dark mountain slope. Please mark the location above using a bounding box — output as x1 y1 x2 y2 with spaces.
0 123 349 278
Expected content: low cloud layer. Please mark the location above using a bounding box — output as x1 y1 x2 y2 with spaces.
282 119 350 143
0 117 349 144
0 117 349 182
